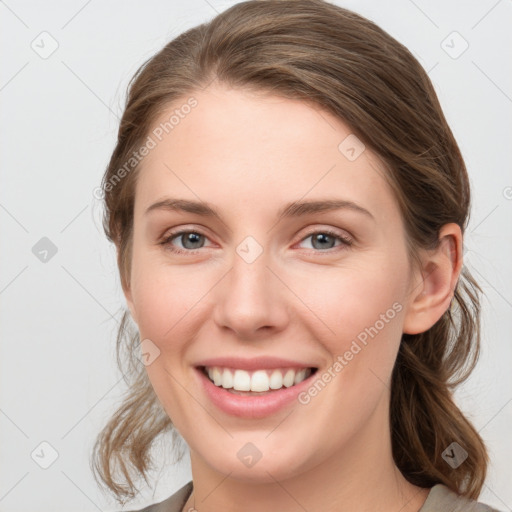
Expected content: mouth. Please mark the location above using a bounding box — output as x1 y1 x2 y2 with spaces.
197 365 319 395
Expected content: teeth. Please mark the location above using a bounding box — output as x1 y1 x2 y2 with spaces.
204 366 313 392
234 369 251 391
221 368 233 389
269 370 283 390
250 370 268 392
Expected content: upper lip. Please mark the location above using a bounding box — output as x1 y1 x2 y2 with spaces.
195 356 317 371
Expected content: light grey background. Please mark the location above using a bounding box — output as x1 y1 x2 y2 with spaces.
1 1 511 511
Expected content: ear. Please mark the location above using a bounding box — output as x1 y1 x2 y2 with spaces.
117 244 138 324
402 223 463 335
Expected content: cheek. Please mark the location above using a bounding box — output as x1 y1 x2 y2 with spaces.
129 246 215 350
295 258 407 389
133 275 199 345
294 259 406 338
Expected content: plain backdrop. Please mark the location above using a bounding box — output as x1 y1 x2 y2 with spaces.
1 1 511 511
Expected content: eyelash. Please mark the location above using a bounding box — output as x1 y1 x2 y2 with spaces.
159 228 353 255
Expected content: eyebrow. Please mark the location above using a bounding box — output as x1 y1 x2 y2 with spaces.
144 197 374 223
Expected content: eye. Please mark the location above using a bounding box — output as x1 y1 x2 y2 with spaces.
160 229 212 254
297 229 353 252
159 228 353 255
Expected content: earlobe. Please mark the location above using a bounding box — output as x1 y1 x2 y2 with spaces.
402 223 462 335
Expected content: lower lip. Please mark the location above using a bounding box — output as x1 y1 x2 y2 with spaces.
195 367 317 419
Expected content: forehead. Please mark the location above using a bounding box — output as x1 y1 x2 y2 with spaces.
133 84 399 224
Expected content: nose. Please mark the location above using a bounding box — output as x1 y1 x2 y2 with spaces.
212 247 289 340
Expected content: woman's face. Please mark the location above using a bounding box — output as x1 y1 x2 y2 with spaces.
124 83 423 483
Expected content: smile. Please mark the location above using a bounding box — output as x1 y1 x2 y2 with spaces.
195 365 319 418
202 366 316 392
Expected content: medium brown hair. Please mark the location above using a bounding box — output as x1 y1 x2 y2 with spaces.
91 0 489 504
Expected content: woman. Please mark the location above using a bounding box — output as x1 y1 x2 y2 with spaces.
91 1 503 511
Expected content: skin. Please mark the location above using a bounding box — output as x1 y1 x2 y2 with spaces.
122 83 462 512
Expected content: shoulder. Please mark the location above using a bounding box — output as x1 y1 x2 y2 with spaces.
420 484 503 512
119 481 504 512
122 481 193 512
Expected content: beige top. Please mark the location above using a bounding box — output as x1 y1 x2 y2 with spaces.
124 481 502 512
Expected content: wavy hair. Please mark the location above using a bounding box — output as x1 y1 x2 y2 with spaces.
91 0 488 504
